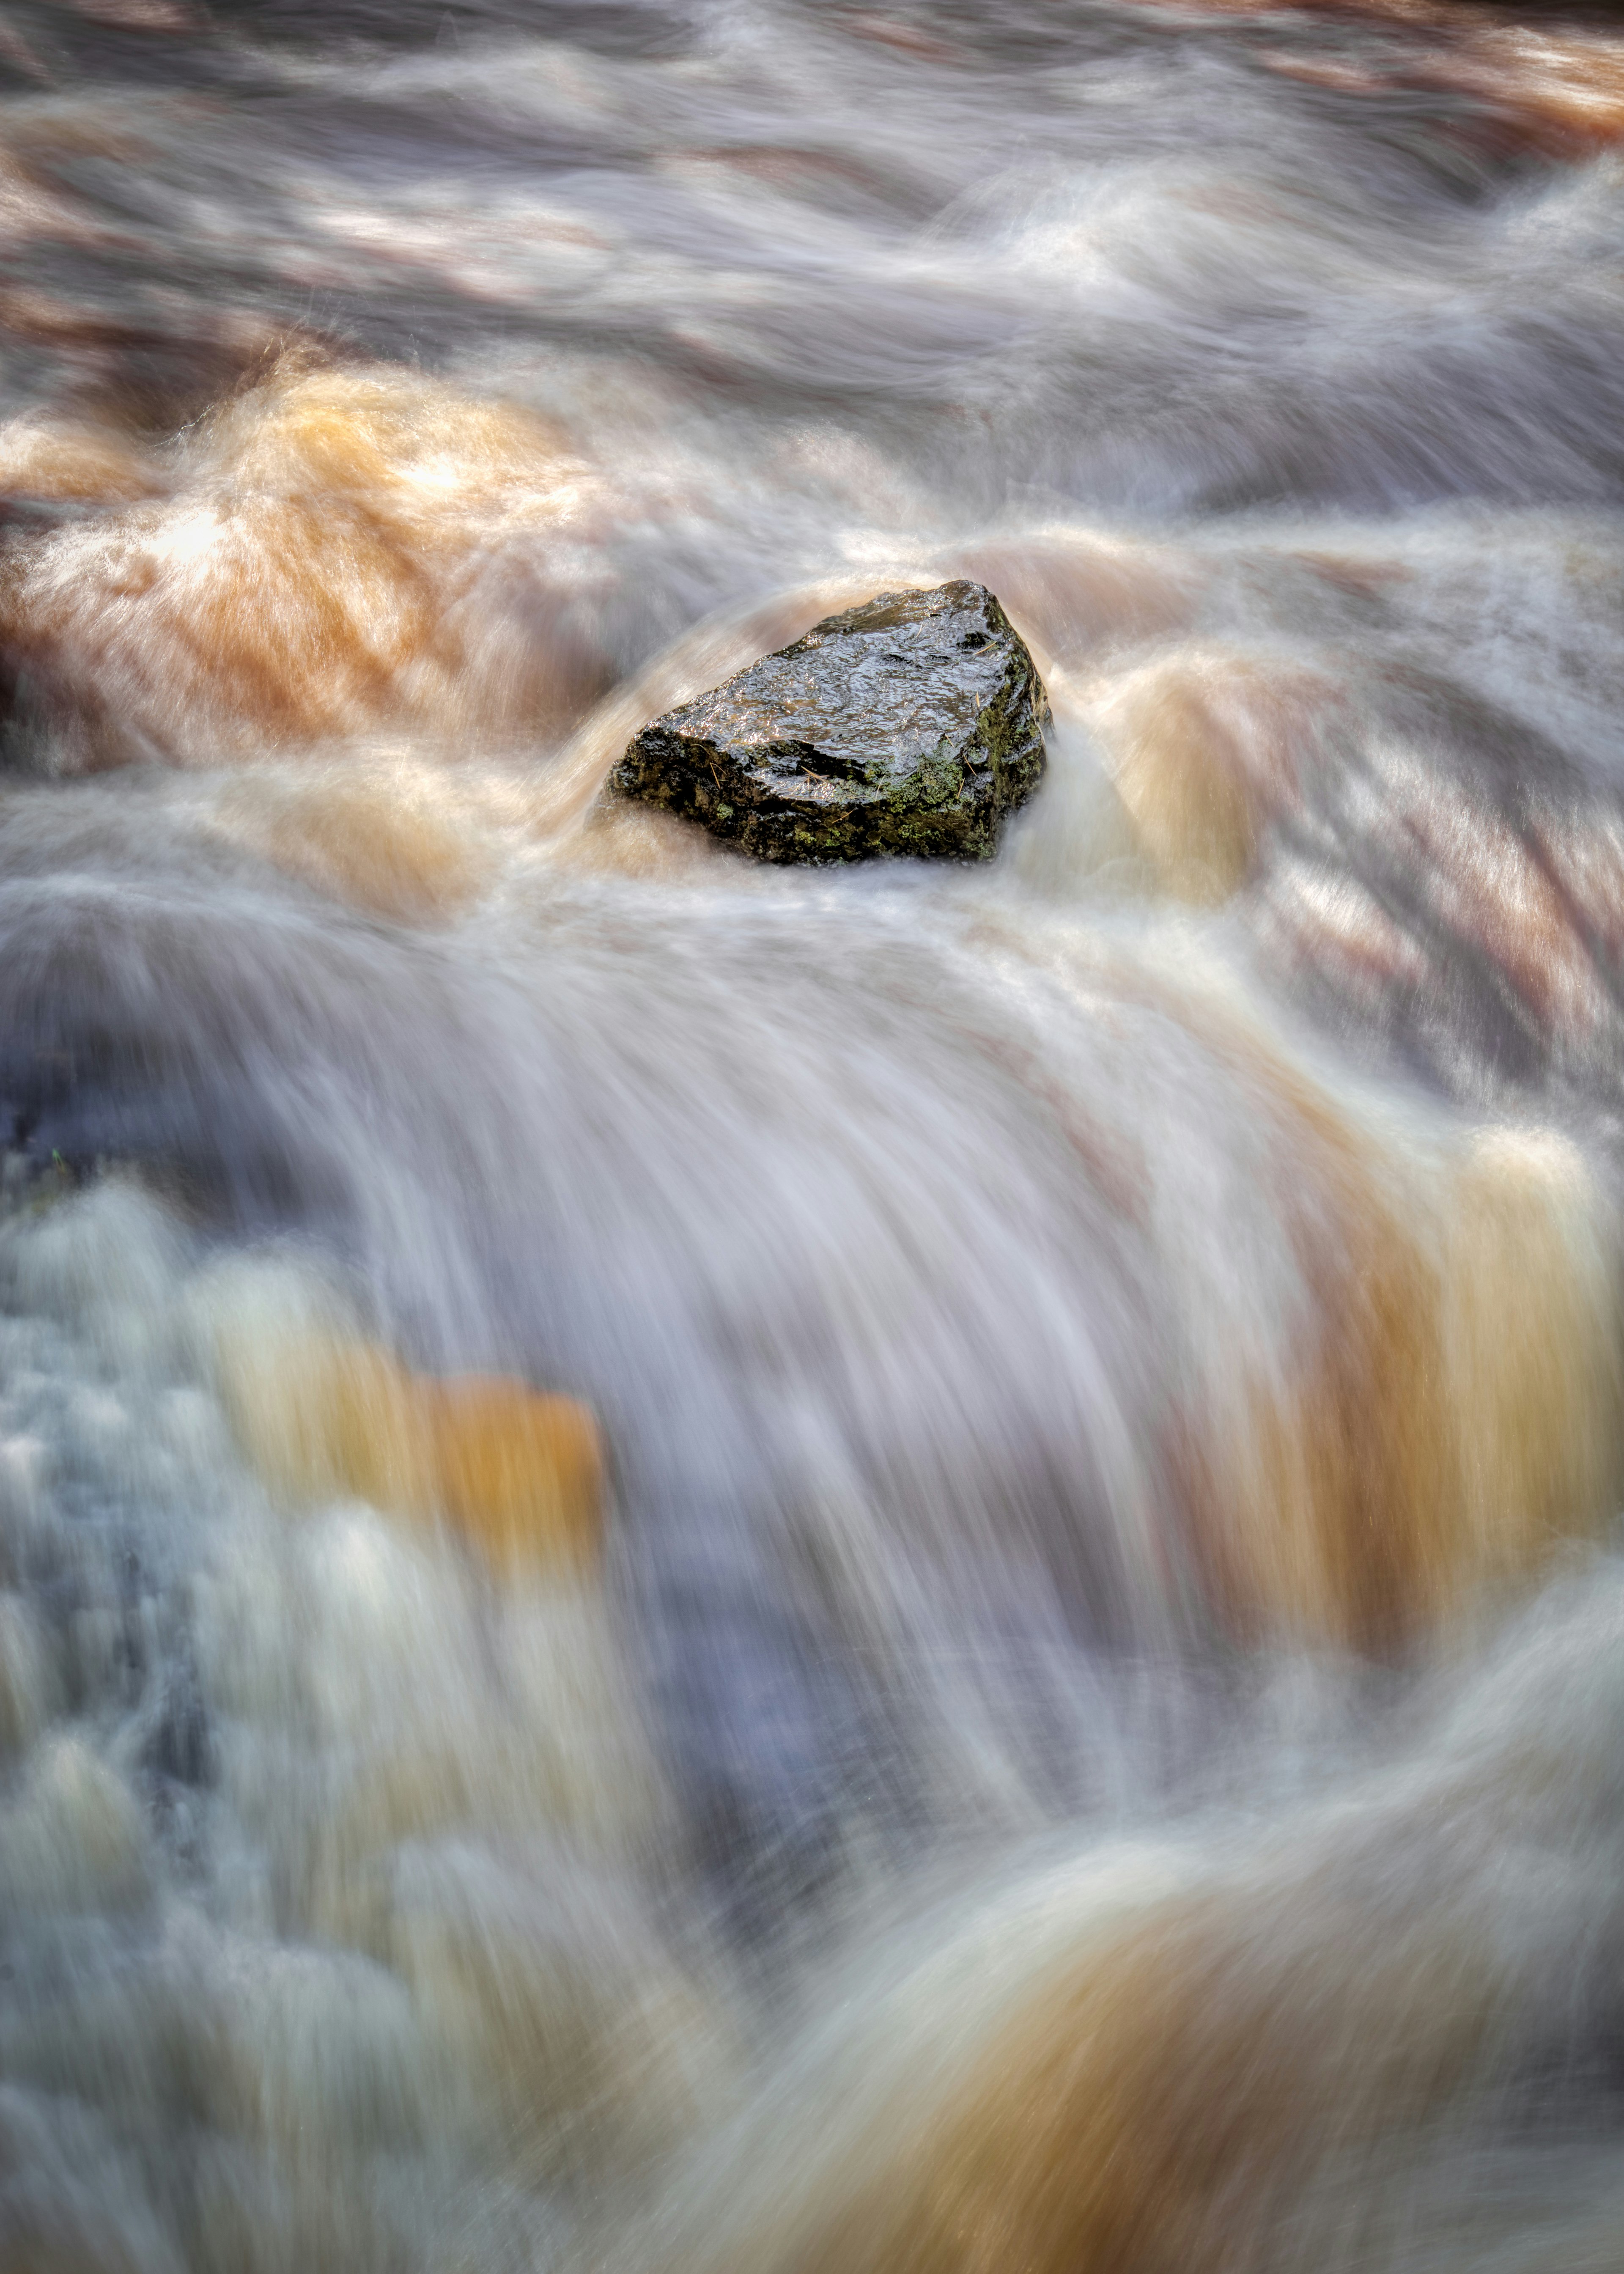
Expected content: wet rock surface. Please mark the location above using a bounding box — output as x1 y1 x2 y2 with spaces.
608 581 1050 864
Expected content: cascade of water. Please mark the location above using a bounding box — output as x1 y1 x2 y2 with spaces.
5 3 1624 2267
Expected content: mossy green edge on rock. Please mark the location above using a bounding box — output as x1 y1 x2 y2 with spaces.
607 580 1050 865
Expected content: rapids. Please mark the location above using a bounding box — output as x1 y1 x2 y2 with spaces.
6 1 1624 2268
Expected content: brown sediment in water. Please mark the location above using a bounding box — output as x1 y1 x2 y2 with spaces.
948 533 1207 673
775 1889 1501 2274
1146 1006 1623 1654
0 413 167 506
1086 648 1337 904
1253 727 1624 1092
204 762 495 923
657 1739 1562 2274
0 358 612 767
1129 0 1624 153
216 1328 604 1579
1029 663 1624 1656
1274 34 1624 155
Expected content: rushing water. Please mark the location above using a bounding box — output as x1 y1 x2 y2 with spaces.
9 1 1624 2267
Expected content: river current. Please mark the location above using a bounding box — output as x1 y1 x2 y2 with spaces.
6 1 1624 2268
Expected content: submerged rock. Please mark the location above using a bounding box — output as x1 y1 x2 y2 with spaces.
609 580 1049 863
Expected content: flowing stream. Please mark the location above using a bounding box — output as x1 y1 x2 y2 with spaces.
8 1 1624 2267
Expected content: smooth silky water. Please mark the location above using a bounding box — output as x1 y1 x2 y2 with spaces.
6 0 1624 2267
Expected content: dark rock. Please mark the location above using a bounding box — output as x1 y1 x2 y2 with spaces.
608 579 1049 864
